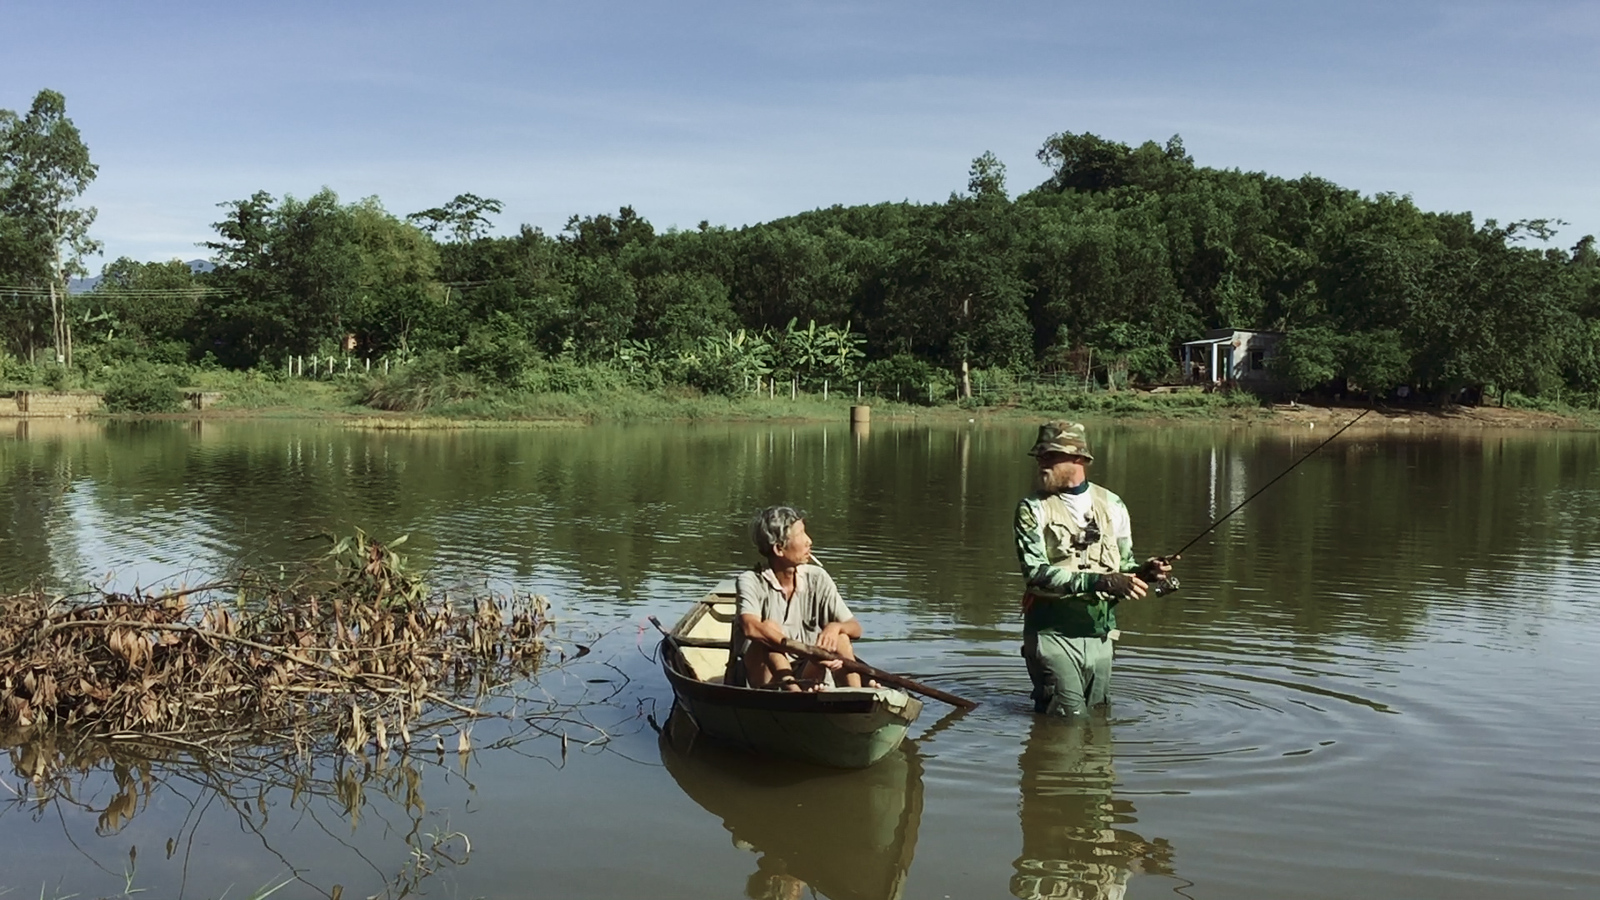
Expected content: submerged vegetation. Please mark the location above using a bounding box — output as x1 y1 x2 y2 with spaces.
0 530 623 897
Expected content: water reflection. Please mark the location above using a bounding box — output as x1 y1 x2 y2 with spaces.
0 732 480 898
1013 717 1175 900
658 708 923 900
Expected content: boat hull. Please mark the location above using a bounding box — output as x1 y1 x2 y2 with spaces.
662 649 922 768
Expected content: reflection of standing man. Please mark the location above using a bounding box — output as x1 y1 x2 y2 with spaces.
1011 717 1173 900
1014 422 1172 716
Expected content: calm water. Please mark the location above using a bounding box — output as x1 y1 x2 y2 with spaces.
1 417 1597 899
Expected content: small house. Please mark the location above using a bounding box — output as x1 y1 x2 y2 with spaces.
1181 329 1283 390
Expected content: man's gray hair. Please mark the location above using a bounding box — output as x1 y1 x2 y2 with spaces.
750 505 805 557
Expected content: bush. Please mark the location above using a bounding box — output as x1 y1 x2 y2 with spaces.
519 358 628 394
680 357 742 396
861 354 953 404
458 324 541 385
102 364 184 413
360 352 484 411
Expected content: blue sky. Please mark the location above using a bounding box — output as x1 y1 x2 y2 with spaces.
4 0 1595 265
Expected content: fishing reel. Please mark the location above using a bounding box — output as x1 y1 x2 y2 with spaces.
1143 555 1181 596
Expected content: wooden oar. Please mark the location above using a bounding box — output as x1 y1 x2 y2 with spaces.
767 636 978 710
648 616 977 710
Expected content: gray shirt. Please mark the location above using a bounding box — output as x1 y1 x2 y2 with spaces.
734 563 855 647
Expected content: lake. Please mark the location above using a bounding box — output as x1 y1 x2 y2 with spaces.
1 417 1596 899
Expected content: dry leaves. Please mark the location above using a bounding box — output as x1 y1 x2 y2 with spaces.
0 530 551 771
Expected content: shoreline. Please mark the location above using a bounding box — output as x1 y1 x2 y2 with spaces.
5 393 1593 432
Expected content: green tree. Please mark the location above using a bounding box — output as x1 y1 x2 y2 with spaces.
200 191 437 366
968 151 1008 200
81 258 204 362
406 193 503 243
1269 327 1344 392
0 89 100 363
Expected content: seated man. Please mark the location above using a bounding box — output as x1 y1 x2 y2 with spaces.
735 505 865 691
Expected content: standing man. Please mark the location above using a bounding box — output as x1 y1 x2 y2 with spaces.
1015 422 1172 716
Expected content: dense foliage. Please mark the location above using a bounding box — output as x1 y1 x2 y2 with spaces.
5 88 1600 408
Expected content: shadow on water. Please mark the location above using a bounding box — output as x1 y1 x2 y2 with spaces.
657 707 923 900
1013 716 1178 900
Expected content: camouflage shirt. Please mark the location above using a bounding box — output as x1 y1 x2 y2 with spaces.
1014 484 1138 638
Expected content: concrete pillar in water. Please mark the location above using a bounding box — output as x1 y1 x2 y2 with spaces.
850 405 871 440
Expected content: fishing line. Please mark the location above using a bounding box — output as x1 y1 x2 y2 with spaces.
1166 407 1371 560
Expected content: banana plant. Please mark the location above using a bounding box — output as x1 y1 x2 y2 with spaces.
699 329 773 383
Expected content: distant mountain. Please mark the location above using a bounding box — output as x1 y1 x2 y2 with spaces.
68 259 214 294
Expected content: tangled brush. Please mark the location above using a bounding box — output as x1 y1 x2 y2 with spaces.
0 530 551 761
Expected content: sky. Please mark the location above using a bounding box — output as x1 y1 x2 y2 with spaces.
3 0 1596 266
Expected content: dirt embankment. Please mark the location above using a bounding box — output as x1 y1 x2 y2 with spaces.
1266 402 1593 431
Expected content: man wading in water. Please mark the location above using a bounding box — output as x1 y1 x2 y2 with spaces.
1015 422 1173 716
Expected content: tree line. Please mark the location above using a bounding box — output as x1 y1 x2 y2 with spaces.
4 88 1598 405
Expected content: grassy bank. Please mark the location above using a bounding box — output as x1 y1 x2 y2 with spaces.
27 361 1590 429
184 371 1271 425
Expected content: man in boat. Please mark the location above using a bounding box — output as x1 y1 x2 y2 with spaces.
735 505 866 691
1015 422 1173 716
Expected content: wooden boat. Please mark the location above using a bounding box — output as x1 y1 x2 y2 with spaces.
658 706 924 900
659 580 923 769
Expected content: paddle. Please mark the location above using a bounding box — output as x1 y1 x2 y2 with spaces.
768 636 978 710
648 615 977 710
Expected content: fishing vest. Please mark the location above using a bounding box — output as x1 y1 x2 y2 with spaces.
1039 485 1122 585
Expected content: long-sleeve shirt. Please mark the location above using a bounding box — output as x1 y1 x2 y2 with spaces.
1014 486 1137 637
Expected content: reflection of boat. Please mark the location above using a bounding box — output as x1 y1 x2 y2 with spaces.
659 583 923 769
659 707 924 900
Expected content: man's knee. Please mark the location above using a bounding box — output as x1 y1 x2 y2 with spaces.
832 632 856 658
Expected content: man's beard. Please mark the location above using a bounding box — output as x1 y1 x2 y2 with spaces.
1036 468 1071 493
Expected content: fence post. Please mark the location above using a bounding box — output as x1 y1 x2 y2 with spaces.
384 359 390 375
857 381 862 400
328 357 334 376
345 357 351 374
791 377 796 400
928 382 934 403
823 378 828 401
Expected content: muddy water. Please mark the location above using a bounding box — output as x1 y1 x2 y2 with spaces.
1 417 1597 899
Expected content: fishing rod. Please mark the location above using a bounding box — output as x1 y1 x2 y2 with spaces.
1155 408 1372 584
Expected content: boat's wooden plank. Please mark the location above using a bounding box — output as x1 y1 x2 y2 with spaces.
672 635 729 649
677 599 733 682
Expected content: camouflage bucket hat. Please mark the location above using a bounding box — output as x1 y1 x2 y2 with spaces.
1027 421 1094 461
